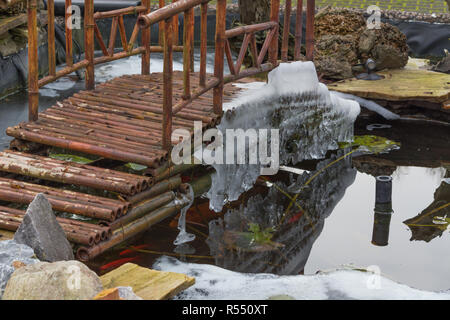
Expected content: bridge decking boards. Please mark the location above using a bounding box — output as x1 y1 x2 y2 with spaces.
6 72 248 168
0 72 252 261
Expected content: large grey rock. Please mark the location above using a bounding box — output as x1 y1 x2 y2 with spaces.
14 193 74 262
2 260 103 300
358 23 409 71
0 240 38 298
433 53 450 74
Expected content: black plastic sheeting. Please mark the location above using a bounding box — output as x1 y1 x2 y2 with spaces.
43 0 141 16
387 20 450 57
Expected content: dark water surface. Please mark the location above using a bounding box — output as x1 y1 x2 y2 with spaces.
1 56 449 292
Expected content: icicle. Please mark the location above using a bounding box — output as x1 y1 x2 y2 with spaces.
174 184 196 246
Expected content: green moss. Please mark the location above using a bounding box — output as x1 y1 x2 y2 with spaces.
339 135 400 154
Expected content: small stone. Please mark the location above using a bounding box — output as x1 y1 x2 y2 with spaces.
14 194 74 262
2 260 103 300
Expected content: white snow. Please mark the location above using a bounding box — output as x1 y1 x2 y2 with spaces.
153 256 450 300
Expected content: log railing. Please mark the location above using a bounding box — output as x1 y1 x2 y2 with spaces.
27 0 315 152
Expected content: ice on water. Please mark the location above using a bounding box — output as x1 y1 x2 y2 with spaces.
207 61 360 212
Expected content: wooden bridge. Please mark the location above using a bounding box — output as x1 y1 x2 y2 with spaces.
0 0 315 261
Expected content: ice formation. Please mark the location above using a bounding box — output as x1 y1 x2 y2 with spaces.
153 256 450 300
173 185 196 246
207 61 360 212
331 91 401 120
207 150 356 274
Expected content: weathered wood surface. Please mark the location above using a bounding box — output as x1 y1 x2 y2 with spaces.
0 13 26 36
100 262 195 300
328 69 450 105
0 228 14 240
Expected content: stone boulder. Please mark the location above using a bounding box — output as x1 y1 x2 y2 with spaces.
14 193 74 262
2 260 103 300
0 240 38 298
315 34 359 80
358 23 409 71
313 8 409 80
433 52 450 74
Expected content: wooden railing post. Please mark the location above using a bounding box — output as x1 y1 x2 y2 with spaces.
65 0 73 67
27 0 39 122
199 2 208 87
141 0 151 75
47 0 56 76
281 0 291 62
183 8 194 100
163 16 174 151
305 0 314 61
84 0 95 89
294 0 303 60
213 0 226 115
268 0 280 66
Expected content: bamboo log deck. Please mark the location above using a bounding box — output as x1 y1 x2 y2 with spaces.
0 72 251 261
0 0 317 262
7 73 244 168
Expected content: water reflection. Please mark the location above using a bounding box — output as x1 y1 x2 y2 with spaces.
206 149 357 275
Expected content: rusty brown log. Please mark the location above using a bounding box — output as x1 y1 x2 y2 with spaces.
0 151 149 195
224 62 274 84
268 0 280 66
84 0 95 89
65 0 73 67
108 16 119 56
47 0 56 76
126 176 182 204
224 21 278 39
141 0 151 75
163 16 174 151
118 16 128 51
77 197 191 261
213 0 226 115
0 186 117 221
294 0 303 60
173 78 220 114
306 0 315 61
6 126 162 168
183 8 194 100
138 0 209 28
199 2 208 87
158 0 165 46
111 191 176 230
28 0 39 122
93 6 147 19
281 0 292 62
234 33 251 75
38 60 90 88
94 23 109 56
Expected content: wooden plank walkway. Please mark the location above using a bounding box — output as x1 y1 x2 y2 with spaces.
6 72 246 168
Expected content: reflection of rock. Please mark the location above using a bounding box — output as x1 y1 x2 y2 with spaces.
403 176 450 242
14 194 74 262
207 150 356 275
2 260 103 300
313 8 409 79
353 158 397 177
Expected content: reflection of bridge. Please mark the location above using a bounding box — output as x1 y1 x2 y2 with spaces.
0 0 316 260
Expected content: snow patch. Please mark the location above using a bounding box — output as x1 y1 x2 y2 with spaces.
153 256 450 300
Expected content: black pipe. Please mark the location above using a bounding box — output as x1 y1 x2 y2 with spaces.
371 176 393 247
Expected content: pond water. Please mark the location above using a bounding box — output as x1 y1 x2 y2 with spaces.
0 54 449 294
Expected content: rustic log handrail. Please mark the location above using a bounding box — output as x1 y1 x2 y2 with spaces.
26 0 316 154
137 0 209 28
224 21 278 39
